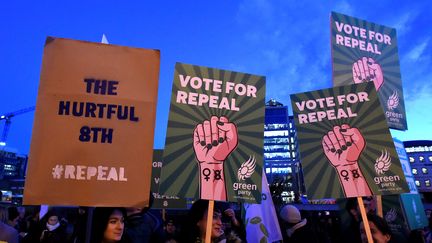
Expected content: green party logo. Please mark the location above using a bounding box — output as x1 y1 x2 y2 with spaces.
385 208 397 223
233 155 257 197
373 150 401 188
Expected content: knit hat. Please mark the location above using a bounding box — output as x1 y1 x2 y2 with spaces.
279 205 301 224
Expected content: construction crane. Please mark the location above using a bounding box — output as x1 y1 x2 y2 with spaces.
0 106 35 146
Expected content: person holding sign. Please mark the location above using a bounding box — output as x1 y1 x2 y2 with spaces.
322 124 372 197
193 116 238 201
178 200 226 243
360 214 392 243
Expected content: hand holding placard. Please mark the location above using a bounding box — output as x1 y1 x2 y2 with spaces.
352 57 384 91
322 124 372 197
193 116 238 200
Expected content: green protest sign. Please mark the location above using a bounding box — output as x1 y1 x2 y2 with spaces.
160 63 266 203
331 11 407 131
151 149 187 209
400 194 429 230
382 195 409 243
393 139 428 230
291 82 409 199
394 138 418 193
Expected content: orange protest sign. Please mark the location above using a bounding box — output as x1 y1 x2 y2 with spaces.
23 37 159 207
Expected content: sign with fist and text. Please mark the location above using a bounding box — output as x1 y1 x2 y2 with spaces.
291 82 409 199
331 11 407 130
151 149 187 209
159 63 266 203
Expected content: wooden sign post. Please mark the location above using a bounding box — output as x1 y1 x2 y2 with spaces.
376 195 383 217
358 197 373 243
205 200 215 243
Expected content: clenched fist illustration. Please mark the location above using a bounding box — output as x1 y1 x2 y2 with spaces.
322 124 365 167
193 116 238 200
322 124 372 197
352 57 384 91
193 116 238 163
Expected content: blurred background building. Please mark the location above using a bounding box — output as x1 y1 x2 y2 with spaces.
264 99 304 204
404 140 432 204
0 149 27 204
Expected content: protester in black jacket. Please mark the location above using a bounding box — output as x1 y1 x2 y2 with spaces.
279 204 319 243
39 210 68 243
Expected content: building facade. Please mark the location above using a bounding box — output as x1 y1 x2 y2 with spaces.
0 150 27 179
264 99 301 203
404 140 432 203
0 149 28 204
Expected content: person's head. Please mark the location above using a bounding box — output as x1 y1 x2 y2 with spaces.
92 207 126 243
280 205 302 227
42 210 62 231
360 214 391 243
48 215 59 226
7 206 19 226
346 198 359 218
190 200 223 240
165 219 176 234
17 206 25 219
31 205 41 221
363 196 377 214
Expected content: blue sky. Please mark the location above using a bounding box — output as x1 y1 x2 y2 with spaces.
1 0 431 154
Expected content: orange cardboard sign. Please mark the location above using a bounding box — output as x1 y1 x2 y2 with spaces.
23 37 159 207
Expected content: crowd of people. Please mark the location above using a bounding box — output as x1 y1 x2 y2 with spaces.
1 198 432 243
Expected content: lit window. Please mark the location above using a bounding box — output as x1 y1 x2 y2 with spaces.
265 168 270 174
409 157 415 163
412 169 418 175
264 145 290 152
426 180 431 187
420 156 425 162
415 180 420 187
429 156 432 162
264 130 289 137
264 152 290 159
422 168 428 174
264 137 289 144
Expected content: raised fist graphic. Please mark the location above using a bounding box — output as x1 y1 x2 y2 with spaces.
352 57 384 91
322 124 365 167
193 116 238 200
193 116 238 163
322 124 372 197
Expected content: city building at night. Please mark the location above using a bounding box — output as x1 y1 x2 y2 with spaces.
0 149 28 204
264 99 301 203
404 140 432 203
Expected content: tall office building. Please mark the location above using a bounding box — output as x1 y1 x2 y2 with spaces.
0 149 28 204
264 99 301 202
404 140 432 202
0 150 27 179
